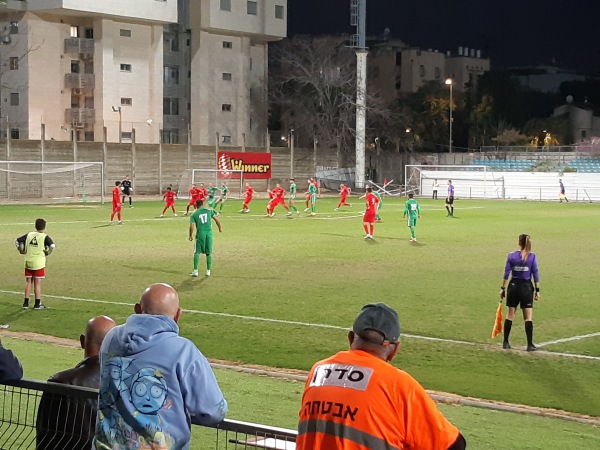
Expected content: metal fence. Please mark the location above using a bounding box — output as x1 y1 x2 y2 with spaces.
0 379 297 450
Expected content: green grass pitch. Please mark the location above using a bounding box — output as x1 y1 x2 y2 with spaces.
0 196 599 418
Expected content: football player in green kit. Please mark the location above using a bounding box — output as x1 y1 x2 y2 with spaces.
403 193 421 242
189 199 222 277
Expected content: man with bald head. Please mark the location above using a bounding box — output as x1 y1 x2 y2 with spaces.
36 315 116 450
94 283 227 450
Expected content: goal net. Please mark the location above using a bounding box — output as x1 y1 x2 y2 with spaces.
176 169 244 199
405 165 505 199
0 161 105 203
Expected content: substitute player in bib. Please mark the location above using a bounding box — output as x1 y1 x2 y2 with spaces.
267 184 289 217
334 184 352 211
160 186 177 217
363 187 379 239
189 199 222 277
240 183 254 213
445 180 455 217
214 182 229 212
110 181 123 225
500 233 541 351
184 184 200 215
403 193 421 242
287 178 300 216
15 218 55 310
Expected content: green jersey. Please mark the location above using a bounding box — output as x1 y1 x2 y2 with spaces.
373 191 382 202
289 183 297 198
207 187 219 199
220 186 229 198
190 208 218 235
308 183 318 195
404 198 421 218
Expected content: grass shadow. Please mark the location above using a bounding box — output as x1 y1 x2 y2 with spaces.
172 277 207 293
122 265 183 275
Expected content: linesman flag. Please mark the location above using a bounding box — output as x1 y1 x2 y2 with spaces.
491 302 503 338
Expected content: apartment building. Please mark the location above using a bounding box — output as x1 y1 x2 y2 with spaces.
445 47 490 92
0 0 176 143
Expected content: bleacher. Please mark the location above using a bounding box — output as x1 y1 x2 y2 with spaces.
563 158 600 173
471 159 536 171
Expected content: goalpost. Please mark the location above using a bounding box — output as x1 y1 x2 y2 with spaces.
176 169 245 199
0 161 105 204
405 164 505 199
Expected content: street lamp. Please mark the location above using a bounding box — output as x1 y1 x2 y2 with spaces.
445 78 453 153
112 105 122 143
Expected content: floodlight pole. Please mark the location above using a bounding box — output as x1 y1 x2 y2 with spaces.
352 0 368 189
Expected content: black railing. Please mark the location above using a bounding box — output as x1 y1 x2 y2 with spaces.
0 379 297 449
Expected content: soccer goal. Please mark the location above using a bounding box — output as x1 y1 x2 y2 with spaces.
405 164 505 199
176 169 244 199
0 161 105 204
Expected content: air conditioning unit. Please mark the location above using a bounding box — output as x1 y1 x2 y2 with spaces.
2 36 11 45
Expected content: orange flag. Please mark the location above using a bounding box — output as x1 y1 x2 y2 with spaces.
491 302 503 338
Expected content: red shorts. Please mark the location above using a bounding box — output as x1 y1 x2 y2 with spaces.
363 211 376 223
166 201 175 207
25 267 46 278
112 202 122 212
244 196 253 204
188 198 197 206
272 198 285 206
340 195 347 202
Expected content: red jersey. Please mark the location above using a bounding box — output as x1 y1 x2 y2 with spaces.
245 186 255 198
198 187 208 200
340 186 349 197
164 191 176 203
189 188 200 200
365 192 379 213
272 187 286 199
112 186 121 204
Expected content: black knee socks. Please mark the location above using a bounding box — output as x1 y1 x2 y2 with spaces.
525 321 534 346
503 319 513 343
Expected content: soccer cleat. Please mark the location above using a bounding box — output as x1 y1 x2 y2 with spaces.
22 301 29 309
174 214 178 217
502 341 511 350
129 205 134 208
364 234 373 239
109 221 114 225
118 221 123 225
190 270 199 277
183 212 188 216
334 208 339 211
286 211 292 216
526 344 537 352
33 304 48 310
205 270 211 277
309 213 316 216
296 211 300 215
304 208 309 212
160 214 164 217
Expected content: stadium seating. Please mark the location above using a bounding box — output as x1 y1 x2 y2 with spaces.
563 158 600 173
470 160 536 172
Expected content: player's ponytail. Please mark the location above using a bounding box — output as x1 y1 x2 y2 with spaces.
519 234 531 263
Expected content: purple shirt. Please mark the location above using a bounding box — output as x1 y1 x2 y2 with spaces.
503 251 539 282
448 185 454 197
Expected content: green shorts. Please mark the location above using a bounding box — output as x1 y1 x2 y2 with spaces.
195 233 213 255
407 217 417 227
310 193 317 203
289 194 296 201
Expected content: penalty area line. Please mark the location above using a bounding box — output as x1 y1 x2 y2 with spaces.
1 289 599 361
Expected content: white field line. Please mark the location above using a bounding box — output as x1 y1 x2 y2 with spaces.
1 289 599 361
537 332 600 347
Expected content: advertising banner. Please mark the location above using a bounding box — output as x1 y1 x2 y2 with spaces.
217 152 272 179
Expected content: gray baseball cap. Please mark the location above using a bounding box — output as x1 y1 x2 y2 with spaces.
353 303 400 345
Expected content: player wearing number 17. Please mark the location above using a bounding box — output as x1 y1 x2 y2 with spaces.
403 193 421 242
189 199 222 277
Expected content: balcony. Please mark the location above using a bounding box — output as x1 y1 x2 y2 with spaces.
64 73 95 90
64 38 94 55
65 108 95 125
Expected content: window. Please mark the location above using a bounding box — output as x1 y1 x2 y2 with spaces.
84 61 94 74
9 57 18 70
84 28 93 39
275 5 285 19
164 33 179 52
222 104 232 112
220 0 231 11
222 72 232 81
120 29 131 37
10 93 19 106
121 131 132 140
247 1 257 15
70 25 78 38
120 63 132 72
85 96 94 108
434 67 441 79
71 60 80 74
222 135 231 144
84 131 94 142
163 65 179 84
163 97 179 115
162 129 180 144
121 97 132 106
10 128 19 139
419 65 425 77
222 41 232 49
9 22 19 35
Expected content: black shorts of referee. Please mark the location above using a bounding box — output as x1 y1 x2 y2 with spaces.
506 279 534 309
445 196 454 205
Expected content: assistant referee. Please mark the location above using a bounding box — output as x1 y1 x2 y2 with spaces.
500 234 540 351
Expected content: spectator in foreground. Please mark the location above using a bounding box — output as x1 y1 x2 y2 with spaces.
36 315 116 450
0 339 23 382
94 283 227 450
297 303 466 450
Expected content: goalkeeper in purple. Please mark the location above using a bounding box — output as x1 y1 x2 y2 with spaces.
499 234 540 352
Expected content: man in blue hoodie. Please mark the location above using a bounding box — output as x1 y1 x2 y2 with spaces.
93 283 227 450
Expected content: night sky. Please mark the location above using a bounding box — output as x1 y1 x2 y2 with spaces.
288 0 600 72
